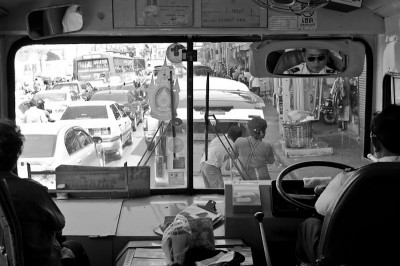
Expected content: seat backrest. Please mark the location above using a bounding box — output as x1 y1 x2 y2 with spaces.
273 50 303 74
317 162 400 266
0 178 24 266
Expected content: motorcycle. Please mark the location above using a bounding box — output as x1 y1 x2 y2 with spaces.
320 96 337 125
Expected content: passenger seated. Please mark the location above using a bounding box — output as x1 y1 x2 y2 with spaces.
295 104 400 265
0 119 91 266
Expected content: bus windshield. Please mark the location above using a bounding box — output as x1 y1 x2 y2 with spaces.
14 41 367 191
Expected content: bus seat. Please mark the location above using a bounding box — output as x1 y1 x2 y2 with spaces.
0 177 24 266
316 162 400 266
273 50 303 74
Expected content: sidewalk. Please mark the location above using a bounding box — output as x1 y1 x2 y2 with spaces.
262 97 370 180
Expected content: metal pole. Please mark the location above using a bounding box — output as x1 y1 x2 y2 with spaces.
169 70 176 158
212 128 249 180
204 73 210 160
226 43 229 77
255 212 272 266
210 114 250 179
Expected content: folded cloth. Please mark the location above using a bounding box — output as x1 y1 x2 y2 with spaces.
184 248 245 266
303 177 332 189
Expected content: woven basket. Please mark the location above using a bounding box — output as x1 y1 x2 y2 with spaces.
283 121 313 148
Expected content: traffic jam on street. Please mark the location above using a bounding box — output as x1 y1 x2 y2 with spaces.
15 42 274 189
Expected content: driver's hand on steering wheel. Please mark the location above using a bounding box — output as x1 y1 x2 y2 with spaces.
314 185 327 196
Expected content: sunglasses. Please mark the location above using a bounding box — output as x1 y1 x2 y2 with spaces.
307 55 326 62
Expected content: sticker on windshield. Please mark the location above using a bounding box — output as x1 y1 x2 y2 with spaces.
145 61 180 121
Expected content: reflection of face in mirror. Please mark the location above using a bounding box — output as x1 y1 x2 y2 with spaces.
284 48 337 75
303 49 329 73
62 5 83 33
270 48 345 75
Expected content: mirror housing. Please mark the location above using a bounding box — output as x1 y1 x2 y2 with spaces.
250 40 365 78
26 4 83 40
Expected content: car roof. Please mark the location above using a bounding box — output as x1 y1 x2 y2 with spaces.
92 90 130 95
193 65 212 68
53 81 84 85
35 89 70 95
67 100 117 106
18 122 78 135
180 76 249 91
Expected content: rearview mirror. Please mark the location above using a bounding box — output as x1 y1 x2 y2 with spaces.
250 40 365 78
26 4 83 40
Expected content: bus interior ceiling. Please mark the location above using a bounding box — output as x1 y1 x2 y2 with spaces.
1 1 400 266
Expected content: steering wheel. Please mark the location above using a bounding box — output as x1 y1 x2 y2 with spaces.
276 161 355 212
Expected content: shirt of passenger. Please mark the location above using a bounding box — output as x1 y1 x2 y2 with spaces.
24 106 48 123
5 175 65 265
233 137 275 180
315 156 400 216
200 135 233 168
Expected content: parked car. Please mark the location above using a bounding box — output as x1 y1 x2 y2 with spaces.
89 90 144 131
59 100 133 158
17 123 104 189
32 89 80 120
51 80 97 100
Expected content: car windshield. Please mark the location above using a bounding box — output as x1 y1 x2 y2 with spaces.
90 93 127 103
20 135 57 158
61 106 108 119
34 92 67 102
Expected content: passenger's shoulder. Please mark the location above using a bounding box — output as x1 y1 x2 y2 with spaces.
261 140 273 147
325 66 337 74
284 63 304 74
13 177 48 190
234 137 247 144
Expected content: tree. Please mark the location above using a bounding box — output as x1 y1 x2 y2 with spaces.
46 51 60 61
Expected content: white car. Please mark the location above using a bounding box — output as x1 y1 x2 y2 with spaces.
32 89 81 120
59 100 133 158
17 123 104 189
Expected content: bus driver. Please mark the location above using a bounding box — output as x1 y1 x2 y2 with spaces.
284 48 337 75
295 104 400 266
